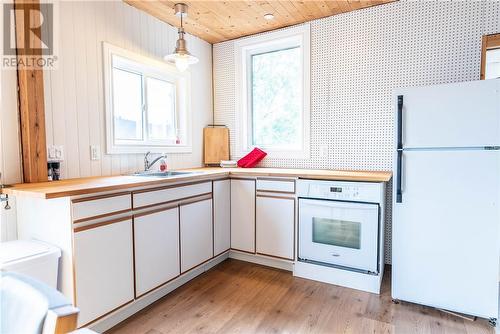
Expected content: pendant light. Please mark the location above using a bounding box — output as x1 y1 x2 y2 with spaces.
164 3 199 72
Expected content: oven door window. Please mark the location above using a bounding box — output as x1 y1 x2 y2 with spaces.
312 218 361 249
298 198 379 273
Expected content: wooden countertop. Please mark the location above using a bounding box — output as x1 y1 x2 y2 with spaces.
2 167 392 199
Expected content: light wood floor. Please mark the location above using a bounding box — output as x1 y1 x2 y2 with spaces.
107 259 493 334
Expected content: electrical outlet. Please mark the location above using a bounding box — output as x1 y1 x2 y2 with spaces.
319 145 329 158
47 146 56 160
47 145 64 161
55 146 64 160
90 145 101 161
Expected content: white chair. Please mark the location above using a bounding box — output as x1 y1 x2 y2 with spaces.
0 271 80 334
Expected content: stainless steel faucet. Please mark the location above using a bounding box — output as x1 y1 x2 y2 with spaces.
144 152 168 171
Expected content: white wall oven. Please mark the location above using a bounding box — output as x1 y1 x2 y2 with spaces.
297 180 383 274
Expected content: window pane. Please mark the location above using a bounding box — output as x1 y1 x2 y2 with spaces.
485 48 500 79
251 47 301 148
112 68 143 141
146 77 176 141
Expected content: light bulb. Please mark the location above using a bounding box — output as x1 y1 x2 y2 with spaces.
164 53 199 72
175 57 189 72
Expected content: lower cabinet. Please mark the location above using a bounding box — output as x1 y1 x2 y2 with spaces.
213 179 231 255
134 206 180 297
256 195 295 260
180 199 213 273
69 177 297 328
230 179 256 253
73 218 134 326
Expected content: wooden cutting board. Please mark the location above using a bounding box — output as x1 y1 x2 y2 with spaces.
204 127 230 165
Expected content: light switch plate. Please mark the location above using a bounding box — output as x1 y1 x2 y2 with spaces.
319 145 329 158
90 145 101 161
47 145 64 161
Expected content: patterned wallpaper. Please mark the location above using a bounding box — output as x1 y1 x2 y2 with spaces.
213 0 500 263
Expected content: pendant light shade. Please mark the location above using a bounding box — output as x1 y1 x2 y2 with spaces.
164 3 199 72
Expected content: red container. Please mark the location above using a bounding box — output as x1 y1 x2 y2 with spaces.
237 148 267 168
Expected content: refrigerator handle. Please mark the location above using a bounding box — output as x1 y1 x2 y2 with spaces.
396 150 403 203
396 95 403 203
397 95 403 150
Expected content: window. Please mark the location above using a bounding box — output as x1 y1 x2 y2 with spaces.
481 33 500 80
485 48 500 79
103 43 191 154
235 25 310 158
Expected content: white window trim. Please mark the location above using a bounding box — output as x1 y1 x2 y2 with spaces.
103 42 192 154
235 24 311 159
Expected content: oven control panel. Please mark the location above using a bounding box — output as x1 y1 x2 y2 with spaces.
327 185 361 199
296 179 383 203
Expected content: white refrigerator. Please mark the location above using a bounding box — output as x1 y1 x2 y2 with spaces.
392 79 500 325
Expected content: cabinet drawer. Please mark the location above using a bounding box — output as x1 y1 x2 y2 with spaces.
256 179 295 193
72 193 131 222
133 182 212 209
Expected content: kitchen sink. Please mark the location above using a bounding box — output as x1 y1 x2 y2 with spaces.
131 171 201 178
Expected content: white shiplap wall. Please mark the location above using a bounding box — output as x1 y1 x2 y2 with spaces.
213 0 500 263
44 1 213 179
0 59 22 242
0 7 23 241
0 70 22 185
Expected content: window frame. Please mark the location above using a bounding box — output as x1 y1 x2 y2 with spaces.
235 24 311 159
481 33 500 80
103 42 192 154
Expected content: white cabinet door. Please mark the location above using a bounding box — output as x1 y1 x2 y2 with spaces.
213 180 230 256
180 199 213 273
74 218 134 326
230 179 255 253
256 196 295 260
134 207 180 297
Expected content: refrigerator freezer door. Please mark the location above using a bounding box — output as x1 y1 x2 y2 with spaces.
395 79 500 148
392 149 500 318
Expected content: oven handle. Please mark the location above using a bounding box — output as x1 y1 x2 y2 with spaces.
299 198 378 210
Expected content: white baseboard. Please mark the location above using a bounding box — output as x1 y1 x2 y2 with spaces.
89 252 229 333
229 250 294 271
294 261 383 294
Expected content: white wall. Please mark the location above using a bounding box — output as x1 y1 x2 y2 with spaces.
213 0 500 263
0 5 23 240
0 67 22 242
44 1 213 179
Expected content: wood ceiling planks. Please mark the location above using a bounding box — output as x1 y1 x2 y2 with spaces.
123 1 396 44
